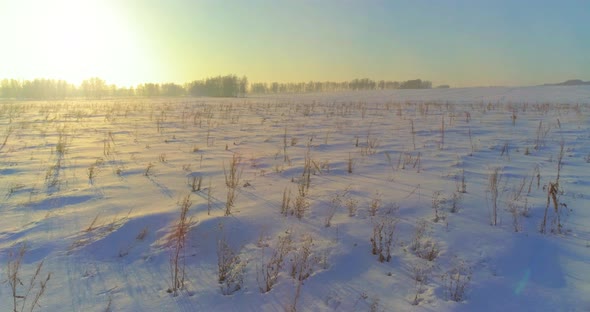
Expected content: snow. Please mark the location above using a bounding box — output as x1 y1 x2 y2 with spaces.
1 86 589 311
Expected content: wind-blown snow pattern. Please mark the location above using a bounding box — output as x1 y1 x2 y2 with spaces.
1 86 589 311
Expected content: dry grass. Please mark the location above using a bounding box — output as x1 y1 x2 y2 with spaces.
256 233 293 293
167 194 193 296
6 243 52 312
347 152 355 174
217 233 246 295
280 187 292 216
410 260 433 305
431 191 444 223
223 153 242 216
488 168 501 226
441 258 472 302
293 192 309 220
370 216 396 262
189 175 202 192
411 219 440 262
346 197 359 217
84 213 101 233
289 235 316 282
0 125 13 152
368 192 382 217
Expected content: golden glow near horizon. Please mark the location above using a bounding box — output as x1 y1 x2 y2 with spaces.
1 0 588 87
0 0 165 87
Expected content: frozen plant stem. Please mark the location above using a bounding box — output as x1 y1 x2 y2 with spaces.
224 153 242 216
207 178 212 215
283 127 288 163
440 115 445 150
7 243 51 312
410 119 416 150
488 168 501 226
168 194 192 296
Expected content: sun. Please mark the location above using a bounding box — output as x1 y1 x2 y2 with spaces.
1 0 152 86
41 0 147 85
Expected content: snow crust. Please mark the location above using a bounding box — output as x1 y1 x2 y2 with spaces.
1 86 589 311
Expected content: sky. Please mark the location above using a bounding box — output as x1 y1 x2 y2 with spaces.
0 0 589 87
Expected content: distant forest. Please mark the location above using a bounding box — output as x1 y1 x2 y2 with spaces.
542 79 590 86
0 75 436 99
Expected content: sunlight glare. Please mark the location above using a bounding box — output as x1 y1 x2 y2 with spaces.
20 0 148 86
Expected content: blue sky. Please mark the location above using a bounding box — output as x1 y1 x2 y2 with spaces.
1 0 588 87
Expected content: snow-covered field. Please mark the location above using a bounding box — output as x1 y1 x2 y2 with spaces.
1 86 589 312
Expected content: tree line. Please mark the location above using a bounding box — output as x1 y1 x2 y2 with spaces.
0 76 437 99
250 78 433 94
